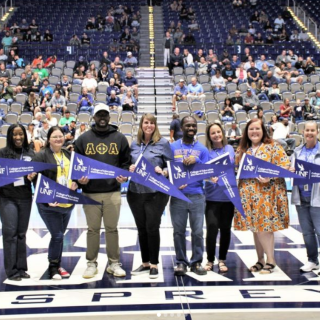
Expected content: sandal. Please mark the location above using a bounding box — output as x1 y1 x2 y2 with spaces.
260 263 276 274
205 262 213 271
249 262 264 272
218 260 228 272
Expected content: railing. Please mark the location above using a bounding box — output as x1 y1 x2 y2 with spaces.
0 0 14 19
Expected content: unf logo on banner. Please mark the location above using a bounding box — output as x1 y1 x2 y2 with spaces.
173 165 187 179
73 157 88 173
243 157 255 172
40 179 54 196
296 162 308 178
136 161 148 177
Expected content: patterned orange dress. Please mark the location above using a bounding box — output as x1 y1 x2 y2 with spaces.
234 142 290 232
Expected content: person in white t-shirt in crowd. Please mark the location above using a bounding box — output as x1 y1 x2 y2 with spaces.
270 117 296 153
183 48 194 68
82 71 98 95
298 29 309 41
210 70 226 92
274 15 285 31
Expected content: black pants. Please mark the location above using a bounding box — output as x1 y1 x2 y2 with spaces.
205 201 234 262
127 191 169 264
168 62 183 75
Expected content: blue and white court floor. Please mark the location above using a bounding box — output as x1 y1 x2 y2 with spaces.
1 194 320 320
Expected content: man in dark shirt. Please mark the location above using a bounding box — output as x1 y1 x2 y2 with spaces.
170 114 183 143
169 47 183 75
123 71 138 98
263 71 278 88
247 62 260 85
221 63 237 84
62 120 76 147
100 51 111 65
17 72 33 94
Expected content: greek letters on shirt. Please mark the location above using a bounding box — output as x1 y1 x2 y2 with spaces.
85 143 119 155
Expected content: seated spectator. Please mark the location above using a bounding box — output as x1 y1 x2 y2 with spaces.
69 34 81 46
73 65 86 85
238 24 248 36
0 63 11 84
231 90 244 112
26 122 42 152
113 73 124 93
183 48 194 68
259 10 268 24
61 75 72 100
0 81 14 105
276 50 287 65
58 110 76 127
243 89 260 112
304 97 318 120
259 63 270 79
113 56 125 72
43 29 53 42
23 92 39 115
236 63 248 84
14 54 25 68
73 56 88 72
5 49 16 69
263 70 278 88
38 119 50 147
268 82 281 101
197 57 208 75
231 54 241 69
62 120 76 147
44 55 57 68
225 35 234 46
187 77 205 105
34 63 49 80
54 82 65 97
39 78 53 97
107 78 120 96
97 64 109 84
1 31 13 53
179 8 188 21
290 30 299 41
226 121 242 147
33 31 41 42
248 24 256 35
220 49 231 66
124 51 138 67
298 29 309 41
86 17 96 30
20 18 28 33
45 110 58 127
265 35 274 44
172 79 188 112
130 27 140 45
255 107 266 124
293 99 304 122
247 61 260 85
50 90 67 114
270 117 295 152
244 33 254 44
254 33 264 44
100 51 111 65
23 30 32 42
222 63 238 84
221 98 235 122
284 61 303 85
77 87 94 114
29 19 38 36
169 48 184 76
182 32 196 46
37 92 52 113
250 11 260 23
170 1 179 11
229 24 238 37
24 65 33 79
121 90 137 113
123 71 138 98
310 90 320 113
286 50 298 64
75 122 89 140
274 14 285 31
82 71 98 95
0 48 8 64
280 98 293 119
17 72 33 94
187 7 196 20
211 70 226 93
188 19 199 32
173 27 183 44
131 14 140 28
107 90 121 111
81 33 91 46
233 0 242 7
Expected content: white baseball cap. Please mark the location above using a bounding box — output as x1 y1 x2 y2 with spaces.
93 103 110 116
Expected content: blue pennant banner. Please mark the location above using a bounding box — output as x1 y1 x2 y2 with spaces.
167 161 233 187
0 158 56 179
68 152 134 180
132 154 191 203
293 158 320 185
34 174 101 205
237 154 302 180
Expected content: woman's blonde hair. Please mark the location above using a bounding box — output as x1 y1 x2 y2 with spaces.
136 113 161 145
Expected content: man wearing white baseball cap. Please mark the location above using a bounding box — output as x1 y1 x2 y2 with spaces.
74 103 131 279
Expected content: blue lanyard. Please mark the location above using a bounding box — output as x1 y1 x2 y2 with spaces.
213 147 225 157
53 151 64 170
140 142 150 155
180 140 195 159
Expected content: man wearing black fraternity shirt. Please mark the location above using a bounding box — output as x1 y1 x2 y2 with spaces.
168 47 183 75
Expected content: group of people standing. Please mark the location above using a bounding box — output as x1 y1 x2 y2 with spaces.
0 106 319 281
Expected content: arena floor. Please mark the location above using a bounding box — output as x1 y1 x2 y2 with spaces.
1 194 320 320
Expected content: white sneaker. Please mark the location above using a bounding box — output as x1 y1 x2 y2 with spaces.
107 262 126 277
83 262 98 279
300 261 319 272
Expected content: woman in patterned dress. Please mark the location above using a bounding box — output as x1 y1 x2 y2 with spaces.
234 118 290 274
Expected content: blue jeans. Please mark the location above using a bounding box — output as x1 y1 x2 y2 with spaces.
296 197 320 264
37 203 73 267
170 193 205 266
79 106 94 115
0 98 13 105
0 197 32 278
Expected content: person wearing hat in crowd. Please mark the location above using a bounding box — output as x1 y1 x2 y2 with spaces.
39 78 54 97
172 78 188 112
75 122 88 140
38 119 50 147
243 88 260 112
124 52 138 67
58 110 76 128
62 120 76 148
54 82 65 97
304 97 318 120
74 103 131 279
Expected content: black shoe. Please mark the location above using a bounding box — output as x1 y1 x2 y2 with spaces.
8 275 22 281
131 265 150 276
191 263 207 275
174 263 187 276
19 271 30 279
149 268 159 279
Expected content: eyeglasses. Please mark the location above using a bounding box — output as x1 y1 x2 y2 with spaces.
51 136 64 139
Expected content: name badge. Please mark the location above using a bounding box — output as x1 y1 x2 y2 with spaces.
304 184 309 192
58 176 68 187
14 177 25 187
